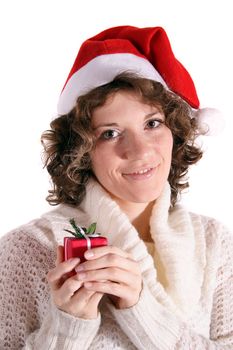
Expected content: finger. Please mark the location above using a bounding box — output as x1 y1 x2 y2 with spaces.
70 286 98 308
88 292 104 309
84 281 142 309
56 245 64 266
76 254 141 275
55 276 84 304
54 286 96 315
67 289 103 318
84 281 135 300
47 257 81 290
84 245 133 260
76 266 141 286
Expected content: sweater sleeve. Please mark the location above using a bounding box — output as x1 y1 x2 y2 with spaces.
107 224 233 350
24 301 101 349
0 229 100 350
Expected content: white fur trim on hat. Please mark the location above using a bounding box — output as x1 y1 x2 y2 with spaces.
194 108 225 136
57 53 167 115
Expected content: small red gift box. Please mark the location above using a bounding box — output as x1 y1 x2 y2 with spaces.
63 219 108 263
64 236 108 262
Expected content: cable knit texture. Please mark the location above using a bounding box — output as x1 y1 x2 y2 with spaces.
0 179 233 349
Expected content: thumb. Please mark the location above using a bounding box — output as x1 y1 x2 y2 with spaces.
89 292 104 309
56 245 64 266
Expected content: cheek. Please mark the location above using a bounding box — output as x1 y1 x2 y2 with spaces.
167 136 173 158
160 130 173 159
90 153 101 175
90 146 115 173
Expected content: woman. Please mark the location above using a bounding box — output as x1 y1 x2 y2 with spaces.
0 26 232 349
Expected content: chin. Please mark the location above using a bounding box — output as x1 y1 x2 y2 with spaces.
121 188 163 204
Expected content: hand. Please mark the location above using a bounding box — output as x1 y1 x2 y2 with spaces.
47 246 103 319
75 246 142 309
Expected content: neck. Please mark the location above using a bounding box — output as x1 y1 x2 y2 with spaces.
114 199 154 242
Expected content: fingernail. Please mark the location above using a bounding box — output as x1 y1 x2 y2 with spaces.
85 251 94 258
69 257 80 264
75 265 84 272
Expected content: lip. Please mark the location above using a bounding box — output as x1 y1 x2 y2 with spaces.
122 166 157 181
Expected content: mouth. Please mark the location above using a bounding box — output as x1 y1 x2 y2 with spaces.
123 166 157 180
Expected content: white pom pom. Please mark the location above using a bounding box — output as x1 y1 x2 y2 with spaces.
194 108 225 136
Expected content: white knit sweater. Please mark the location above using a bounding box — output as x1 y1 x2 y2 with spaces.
0 179 233 349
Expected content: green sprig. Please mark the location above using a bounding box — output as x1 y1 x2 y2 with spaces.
86 222 97 235
64 218 97 238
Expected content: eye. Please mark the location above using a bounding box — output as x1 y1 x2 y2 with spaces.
146 119 164 129
100 129 120 140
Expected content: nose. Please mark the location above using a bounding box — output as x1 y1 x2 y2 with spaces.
121 132 154 160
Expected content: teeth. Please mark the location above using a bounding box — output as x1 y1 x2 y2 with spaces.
134 168 151 175
124 167 154 176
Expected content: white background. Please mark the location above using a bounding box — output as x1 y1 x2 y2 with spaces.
0 0 232 236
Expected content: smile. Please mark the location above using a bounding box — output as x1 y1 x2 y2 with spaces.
123 167 157 180
129 167 153 175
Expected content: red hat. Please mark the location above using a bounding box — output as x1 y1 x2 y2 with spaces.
57 25 223 135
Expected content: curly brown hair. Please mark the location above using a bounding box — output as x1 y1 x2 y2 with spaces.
41 72 203 207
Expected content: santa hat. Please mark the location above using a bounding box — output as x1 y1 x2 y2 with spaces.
57 25 223 135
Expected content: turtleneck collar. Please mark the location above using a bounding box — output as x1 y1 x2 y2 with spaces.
43 178 205 320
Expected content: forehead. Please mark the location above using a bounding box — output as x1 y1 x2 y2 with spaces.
92 90 161 119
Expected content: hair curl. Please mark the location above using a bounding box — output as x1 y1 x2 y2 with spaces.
41 72 203 206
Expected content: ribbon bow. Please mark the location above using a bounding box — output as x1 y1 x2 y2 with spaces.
64 218 100 250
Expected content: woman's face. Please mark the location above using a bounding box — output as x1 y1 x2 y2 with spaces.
90 91 173 207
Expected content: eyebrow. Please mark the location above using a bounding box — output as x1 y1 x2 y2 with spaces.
93 111 161 130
